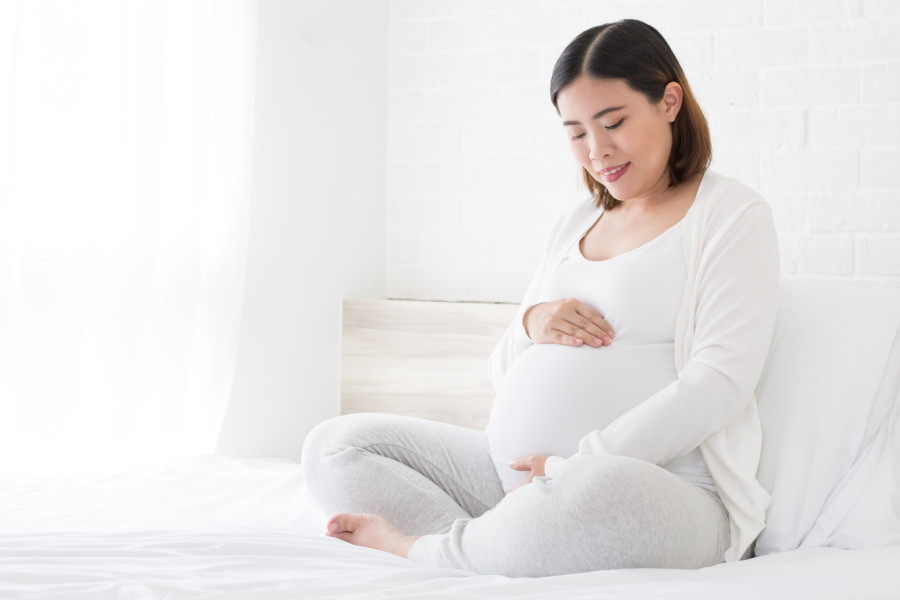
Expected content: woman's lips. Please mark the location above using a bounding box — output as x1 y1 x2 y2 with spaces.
599 162 630 183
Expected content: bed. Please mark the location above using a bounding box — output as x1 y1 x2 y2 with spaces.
2 276 899 599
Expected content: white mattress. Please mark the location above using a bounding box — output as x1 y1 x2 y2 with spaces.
1 455 898 599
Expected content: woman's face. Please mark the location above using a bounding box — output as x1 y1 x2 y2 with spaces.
556 75 682 205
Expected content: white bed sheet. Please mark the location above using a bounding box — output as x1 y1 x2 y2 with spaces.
1 454 898 599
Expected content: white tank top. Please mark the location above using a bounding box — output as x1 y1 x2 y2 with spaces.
485 217 716 493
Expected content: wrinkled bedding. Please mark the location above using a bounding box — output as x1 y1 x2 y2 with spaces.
1 455 898 599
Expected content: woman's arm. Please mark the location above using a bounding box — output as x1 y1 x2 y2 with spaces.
487 204 570 392
487 256 545 392
547 201 780 474
488 200 605 391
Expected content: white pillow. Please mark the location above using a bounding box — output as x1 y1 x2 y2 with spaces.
802 327 900 550
753 276 900 556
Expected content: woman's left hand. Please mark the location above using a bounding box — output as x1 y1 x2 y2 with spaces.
505 455 549 495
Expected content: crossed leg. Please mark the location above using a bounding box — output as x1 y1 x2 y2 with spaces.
302 413 729 576
300 412 505 554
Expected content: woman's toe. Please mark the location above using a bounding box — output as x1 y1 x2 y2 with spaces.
326 513 353 536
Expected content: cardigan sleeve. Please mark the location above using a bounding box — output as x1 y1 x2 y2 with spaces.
547 200 779 474
487 202 592 392
488 238 554 392
487 265 541 393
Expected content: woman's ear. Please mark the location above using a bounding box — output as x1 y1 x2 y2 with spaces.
661 81 683 123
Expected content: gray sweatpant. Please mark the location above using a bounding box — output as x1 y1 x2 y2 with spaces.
300 412 730 577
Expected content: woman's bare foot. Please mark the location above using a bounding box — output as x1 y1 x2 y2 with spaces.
326 513 419 559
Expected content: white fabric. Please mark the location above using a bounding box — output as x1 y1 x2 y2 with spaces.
0 454 898 599
755 277 900 555
0 0 257 474
819 375 900 550
486 219 714 494
490 170 780 562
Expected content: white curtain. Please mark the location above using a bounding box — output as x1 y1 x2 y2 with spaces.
0 0 258 474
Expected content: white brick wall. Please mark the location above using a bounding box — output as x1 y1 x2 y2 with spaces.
386 0 900 302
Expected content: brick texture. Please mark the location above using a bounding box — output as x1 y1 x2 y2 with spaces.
386 0 900 300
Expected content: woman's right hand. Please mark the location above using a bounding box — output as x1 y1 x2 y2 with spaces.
523 299 615 347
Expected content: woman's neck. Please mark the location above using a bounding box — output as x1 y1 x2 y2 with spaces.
609 172 703 218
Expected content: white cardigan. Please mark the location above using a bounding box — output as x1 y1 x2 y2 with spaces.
488 169 779 562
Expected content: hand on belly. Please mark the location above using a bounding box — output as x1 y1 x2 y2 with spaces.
504 454 549 495
524 298 615 348
485 342 678 493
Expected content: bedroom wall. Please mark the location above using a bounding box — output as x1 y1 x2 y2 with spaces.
217 0 899 461
385 0 900 302
216 0 388 460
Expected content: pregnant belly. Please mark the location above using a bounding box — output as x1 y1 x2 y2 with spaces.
485 342 677 492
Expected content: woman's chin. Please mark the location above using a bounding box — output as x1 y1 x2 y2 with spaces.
604 183 630 201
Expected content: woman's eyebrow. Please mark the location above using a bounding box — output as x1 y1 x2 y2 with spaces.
562 106 625 126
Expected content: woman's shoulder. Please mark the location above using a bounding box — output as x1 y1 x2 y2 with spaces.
546 196 602 242
699 169 767 209
691 170 770 229
691 170 775 244
535 196 603 267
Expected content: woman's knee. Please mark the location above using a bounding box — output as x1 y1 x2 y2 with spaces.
547 455 719 568
303 412 374 457
544 456 674 531
301 412 411 480
301 413 372 483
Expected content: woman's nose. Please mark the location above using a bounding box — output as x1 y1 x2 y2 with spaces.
588 137 612 161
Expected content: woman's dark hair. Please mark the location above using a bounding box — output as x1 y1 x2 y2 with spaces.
550 19 711 210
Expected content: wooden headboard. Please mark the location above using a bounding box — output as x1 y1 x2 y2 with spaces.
340 299 519 431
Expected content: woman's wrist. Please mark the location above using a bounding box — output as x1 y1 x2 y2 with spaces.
522 303 541 340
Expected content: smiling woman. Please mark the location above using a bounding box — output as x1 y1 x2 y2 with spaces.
301 18 780 577
550 19 712 212
558 77 682 207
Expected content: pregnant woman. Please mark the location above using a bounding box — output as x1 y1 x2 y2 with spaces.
301 19 779 577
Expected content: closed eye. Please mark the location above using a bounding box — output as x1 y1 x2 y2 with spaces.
569 117 625 140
